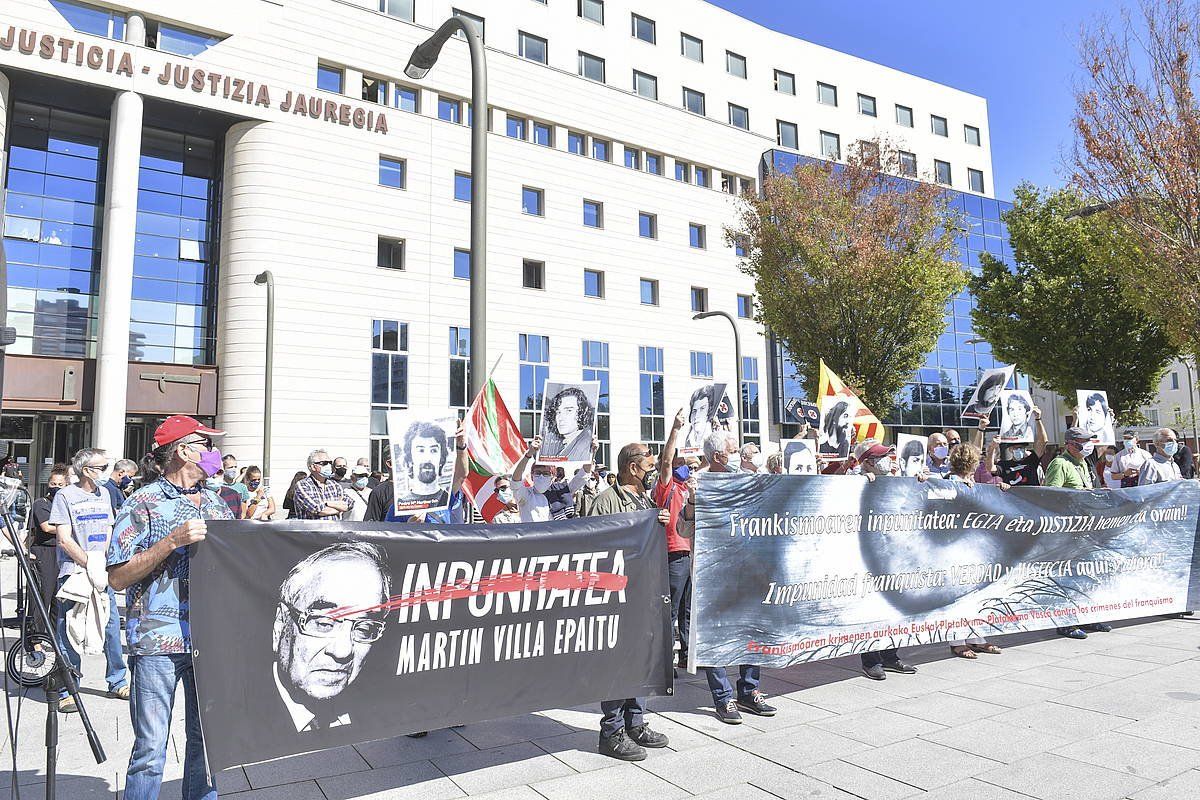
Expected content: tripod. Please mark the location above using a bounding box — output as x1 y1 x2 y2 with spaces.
1 493 105 800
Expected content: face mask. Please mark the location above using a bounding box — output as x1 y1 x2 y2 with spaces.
1080 443 1095 458
1104 454 1114 463
586 477 598 489
1124 439 1137 451
196 447 223 478
47 486 61 499
334 466 348 478
1010 448 1027 462
320 464 333 479
354 477 369 488
642 469 658 491
497 488 514 503
118 475 132 489
223 467 238 481
532 475 552 493
932 445 949 459
750 453 766 469
248 480 261 490
673 465 691 483
1163 441 1179 457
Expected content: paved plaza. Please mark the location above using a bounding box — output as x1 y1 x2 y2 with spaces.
3 559 1200 800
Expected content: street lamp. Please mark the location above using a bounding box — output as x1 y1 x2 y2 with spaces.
405 17 488 397
253 270 274 481
693 311 743 447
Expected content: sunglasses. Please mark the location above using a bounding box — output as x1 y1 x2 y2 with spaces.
313 460 334 467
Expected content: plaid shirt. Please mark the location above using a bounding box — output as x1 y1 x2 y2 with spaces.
291 473 351 519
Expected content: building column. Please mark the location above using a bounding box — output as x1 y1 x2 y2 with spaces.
92 14 145 457
0 71 11 183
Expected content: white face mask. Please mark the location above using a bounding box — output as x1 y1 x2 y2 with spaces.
1080 443 1095 458
1123 439 1136 451
932 445 949 459
223 467 238 481
354 477 368 488
532 475 552 493
1009 448 1027 462
1104 454 1114 463
497 487 514 503
750 452 766 468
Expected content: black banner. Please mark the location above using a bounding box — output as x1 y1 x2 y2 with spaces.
692 474 1200 669
190 512 671 769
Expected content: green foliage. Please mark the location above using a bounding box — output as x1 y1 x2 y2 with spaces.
970 184 1179 424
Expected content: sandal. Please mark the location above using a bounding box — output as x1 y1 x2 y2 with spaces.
950 645 977 659
969 643 1002 655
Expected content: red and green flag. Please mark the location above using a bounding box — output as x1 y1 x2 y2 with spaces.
463 378 527 521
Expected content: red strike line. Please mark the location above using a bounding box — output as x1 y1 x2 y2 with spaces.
328 570 628 619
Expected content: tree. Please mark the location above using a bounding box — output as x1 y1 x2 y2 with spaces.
970 185 1178 423
1073 0 1200 354
728 139 964 415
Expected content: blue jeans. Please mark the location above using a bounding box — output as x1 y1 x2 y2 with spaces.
54 575 128 697
599 697 645 738
667 553 691 662
704 665 760 706
125 654 216 800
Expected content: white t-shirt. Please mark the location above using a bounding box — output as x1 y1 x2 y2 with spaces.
1112 446 1152 480
48 483 115 579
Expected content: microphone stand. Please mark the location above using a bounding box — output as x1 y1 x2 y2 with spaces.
0 490 105 800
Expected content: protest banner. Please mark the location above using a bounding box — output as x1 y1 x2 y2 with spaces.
690 472 1200 669
190 513 672 769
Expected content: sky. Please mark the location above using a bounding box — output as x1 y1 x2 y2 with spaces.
708 0 1131 200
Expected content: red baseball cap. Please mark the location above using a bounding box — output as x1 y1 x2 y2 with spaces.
153 415 224 447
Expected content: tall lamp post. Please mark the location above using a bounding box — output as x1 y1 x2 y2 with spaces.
405 18 488 396
253 270 274 480
693 311 743 447
1183 357 1199 454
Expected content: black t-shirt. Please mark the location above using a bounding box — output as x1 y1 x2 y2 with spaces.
996 452 1042 487
28 497 55 546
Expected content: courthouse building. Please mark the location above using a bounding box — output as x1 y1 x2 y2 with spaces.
0 0 1009 487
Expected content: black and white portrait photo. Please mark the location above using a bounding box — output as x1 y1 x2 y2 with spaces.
817 396 857 460
783 439 818 475
271 542 391 734
387 410 457 514
680 383 727 456
1077 389 1116 446
961 365 1015 421
998 390 1035 443
537 381 600 465
896 434 927 477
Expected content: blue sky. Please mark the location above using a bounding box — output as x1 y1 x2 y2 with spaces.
709 0 1129 199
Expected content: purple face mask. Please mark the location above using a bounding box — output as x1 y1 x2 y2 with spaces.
196 447 223 478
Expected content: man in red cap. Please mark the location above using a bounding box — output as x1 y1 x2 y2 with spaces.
107 415 232 800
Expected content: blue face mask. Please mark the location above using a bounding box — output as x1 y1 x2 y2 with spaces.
1163 441 1179 457
673 465 691 482
118 475 132 489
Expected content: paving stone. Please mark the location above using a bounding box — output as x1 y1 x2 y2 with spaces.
800 758 925 799
811 707 946 747
243 746 371 788
689 783 781 800
843 737 1000 789
531 729 618 773
1127 769 1200 800
944 678 1065 708
1097 642 1196 665
635 742 793 794
463 788 548 800
917 778 1046 800
785 680 905 714
882 691 1010 726
454 714 573 750
1053 679 1200 721
531 762 688 800
921 719 1072 763
656 706 763 742
1061 653 1164 677
993 701 1132 740
749 771 862 800
223 780 327 800
1052 730 1200 782
976 752 1154 800
217 767 251 794
1116 713 1200 751
1004 665 1119 692
317 759 461 800
434 741 574 795
353 729 477 768
737 693 837 732
737 724 873 770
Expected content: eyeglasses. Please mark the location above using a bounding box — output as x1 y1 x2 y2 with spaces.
313 460 334 467
182 437 213 451
281 601 385 644
86 461 111 472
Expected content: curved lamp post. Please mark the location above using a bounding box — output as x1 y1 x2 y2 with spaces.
693 310 743 447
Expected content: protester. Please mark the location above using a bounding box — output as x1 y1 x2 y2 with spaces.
210 453 249 519
696 430 778 724
765 452 784 474
1045 427 1111 639
545 467 576 520
943 428 962 450
107 414 232 800
654 410 698 671
572 468 602 517
242 465 276 520
508 436 593 522
926 432 951 476
101 459 139 513
1110 431 1152 488
1097 446 1121 489
739 443 764 473
1140 428 1183 485
943 443 1004 659
364 423 470 523
280 470 307 517
50 448 130 712
987 405 1048 486
357 457 380 489
583 441 670 761
292 449 352 520
332 456 351 487
27 464 69 634
490 474 523 523
1170 430 1194 479
346 465 373 521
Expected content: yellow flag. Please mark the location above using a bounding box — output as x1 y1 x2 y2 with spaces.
817 359 887 445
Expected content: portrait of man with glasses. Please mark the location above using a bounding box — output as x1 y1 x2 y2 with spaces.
270 542 392 733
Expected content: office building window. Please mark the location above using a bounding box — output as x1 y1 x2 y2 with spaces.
449 326 471 409
592 138 610 161
519 333 550 437
817 81 837 106
774 69 795 95
858 93 877 117
1171 372 1180 390
820 130 841 160
931 115 948 136
377 237 404 270
582 340 611 466
683 87 706 116
727 51 747 78
690 351 714 379
689 224 706 249
148 21 222 56
965 125 981 146
522 186 544 216
640 278 659 305
50 0 126 39
734 235 749 257
379 0 414 21
507 115 527 139
394 84 419 113
777 120 798 149
371 319 408 441
721 172 736 194
453 248 471 279
631 13 655 43
639 212 657 239
317 64 343 93
728 104 749 130
452 9 485 40
681 33 703 62
579 51 606 82
378 155 405 189
523 259 545 289
639 346 665 450
646 153 663 175
362 75 386 104
634 70 658 100
968 168 985 194
454 172 471 201
568 130 586 155
579 0 604 24
896 104 913 127
691 286 708 312
738 295 754 319
532 121 553 147
935 159 952 185
438 96 462 123
742 356 760 442
583 199 604 228
695 166 710 188
675 161 691 182
899 151 917 177
518 31 548 64
624 147 641 170
583 268 605 298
